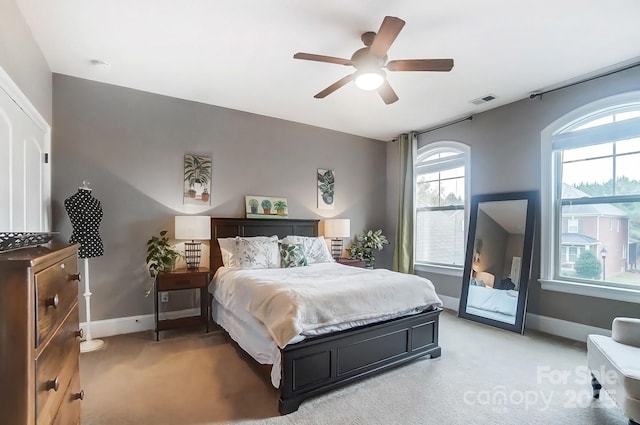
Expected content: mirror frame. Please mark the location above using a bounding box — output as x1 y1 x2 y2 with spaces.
458 190 538 333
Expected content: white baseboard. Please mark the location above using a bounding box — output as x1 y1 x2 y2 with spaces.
525 313 610 342
438 295 460 312
80 308 200 339
436 294 610 342
81 306 611 344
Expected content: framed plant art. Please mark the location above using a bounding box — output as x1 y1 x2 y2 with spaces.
317 168 335 210
183 154 212 205
245 196 288 219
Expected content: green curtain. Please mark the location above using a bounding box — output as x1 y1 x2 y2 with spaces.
392 132 417 274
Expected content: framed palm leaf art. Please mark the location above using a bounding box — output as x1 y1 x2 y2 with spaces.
183 154 212 205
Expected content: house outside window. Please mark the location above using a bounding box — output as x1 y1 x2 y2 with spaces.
414 142 470 272
541 92 640 303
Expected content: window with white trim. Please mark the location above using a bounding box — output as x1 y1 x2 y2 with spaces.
567 218 579 233
541 94 640 302
415 142 470 269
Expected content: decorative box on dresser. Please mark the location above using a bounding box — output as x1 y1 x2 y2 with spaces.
0 242 84 425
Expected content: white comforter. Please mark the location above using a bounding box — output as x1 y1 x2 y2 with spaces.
466 285 518 316
212 262 442 348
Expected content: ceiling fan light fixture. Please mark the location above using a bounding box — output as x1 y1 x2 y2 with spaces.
354 69 385 91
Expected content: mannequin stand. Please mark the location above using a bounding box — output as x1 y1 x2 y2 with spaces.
80 258 105 353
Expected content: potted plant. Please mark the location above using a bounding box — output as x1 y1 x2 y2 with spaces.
201 187 209 202
249 198 259 214
273 200 287 215
146 230 182 278
184 155 211 196
261 199 272 215
347 229 389 269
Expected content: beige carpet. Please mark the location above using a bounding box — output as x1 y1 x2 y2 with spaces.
80 310 629 425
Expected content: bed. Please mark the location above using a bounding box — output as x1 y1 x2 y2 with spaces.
465 284 518 324
208 217 443 414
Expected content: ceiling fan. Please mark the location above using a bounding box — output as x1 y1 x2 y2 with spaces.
293 16 454 105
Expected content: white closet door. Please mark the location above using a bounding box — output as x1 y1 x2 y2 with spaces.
0 82 50 232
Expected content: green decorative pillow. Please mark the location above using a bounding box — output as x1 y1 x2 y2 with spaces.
280 243 308 268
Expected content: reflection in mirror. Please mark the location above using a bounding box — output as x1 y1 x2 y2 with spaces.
459 191 537 333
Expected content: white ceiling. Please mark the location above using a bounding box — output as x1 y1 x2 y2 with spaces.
16 0 640 141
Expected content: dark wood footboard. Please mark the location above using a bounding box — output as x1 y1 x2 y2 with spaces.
279 307 442 414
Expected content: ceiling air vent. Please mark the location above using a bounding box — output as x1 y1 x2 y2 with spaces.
470 94 497 105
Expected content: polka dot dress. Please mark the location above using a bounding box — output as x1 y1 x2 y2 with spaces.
64 189 104 258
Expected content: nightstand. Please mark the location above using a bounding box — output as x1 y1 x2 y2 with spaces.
336 258 367 268
154 267 210 341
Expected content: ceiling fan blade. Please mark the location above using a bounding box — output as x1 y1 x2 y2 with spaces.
314 74 354 99
293 52 352 66
377 80 399 105
386 59 454 72
369 16 406 58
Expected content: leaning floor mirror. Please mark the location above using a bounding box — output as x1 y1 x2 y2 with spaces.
458 190 538 333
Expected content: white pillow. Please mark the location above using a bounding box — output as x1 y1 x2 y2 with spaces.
217 236 280 269
282 235 334 264
217 237 237 267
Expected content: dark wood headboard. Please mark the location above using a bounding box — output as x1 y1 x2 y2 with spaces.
209 217 319 272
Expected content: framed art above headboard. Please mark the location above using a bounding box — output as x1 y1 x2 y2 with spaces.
209 217 319 271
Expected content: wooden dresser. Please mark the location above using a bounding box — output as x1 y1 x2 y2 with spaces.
0 242 84 425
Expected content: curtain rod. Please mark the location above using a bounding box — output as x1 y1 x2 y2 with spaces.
417 115 473 135
529 60 640 100
391 115 473 142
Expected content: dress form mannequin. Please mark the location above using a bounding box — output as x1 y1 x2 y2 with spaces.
64 181 105 352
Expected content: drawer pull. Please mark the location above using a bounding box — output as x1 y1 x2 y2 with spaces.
45 294 59 309
46 377 59 392
75 328 84 339
73 390 85 401
69 273 82 282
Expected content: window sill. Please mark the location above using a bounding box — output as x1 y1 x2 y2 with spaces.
415 263 464 277
539 279 640 304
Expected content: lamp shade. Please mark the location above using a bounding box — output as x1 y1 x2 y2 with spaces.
324 219 351 238
175 216 211 240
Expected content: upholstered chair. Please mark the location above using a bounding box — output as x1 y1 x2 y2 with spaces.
588 317 640 425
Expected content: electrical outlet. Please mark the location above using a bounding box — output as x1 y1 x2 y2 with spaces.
161 292 169 303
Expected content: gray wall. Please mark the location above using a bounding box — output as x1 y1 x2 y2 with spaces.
52 74 389 321
388 65 640 329
0 1 51 123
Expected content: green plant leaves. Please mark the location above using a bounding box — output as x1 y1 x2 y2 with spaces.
347 229 389 267
146 230 183 276
273 200 287 209
184 154 212 187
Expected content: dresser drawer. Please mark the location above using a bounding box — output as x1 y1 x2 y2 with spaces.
36 306 80 425
51 369 82 425
35 255 80 348
158 272 208 291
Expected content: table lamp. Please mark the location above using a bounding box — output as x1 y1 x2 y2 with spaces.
175 215 211 269
324 218 351 260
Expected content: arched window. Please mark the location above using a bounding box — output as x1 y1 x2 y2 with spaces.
540 92 640 302
415 141 470 270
